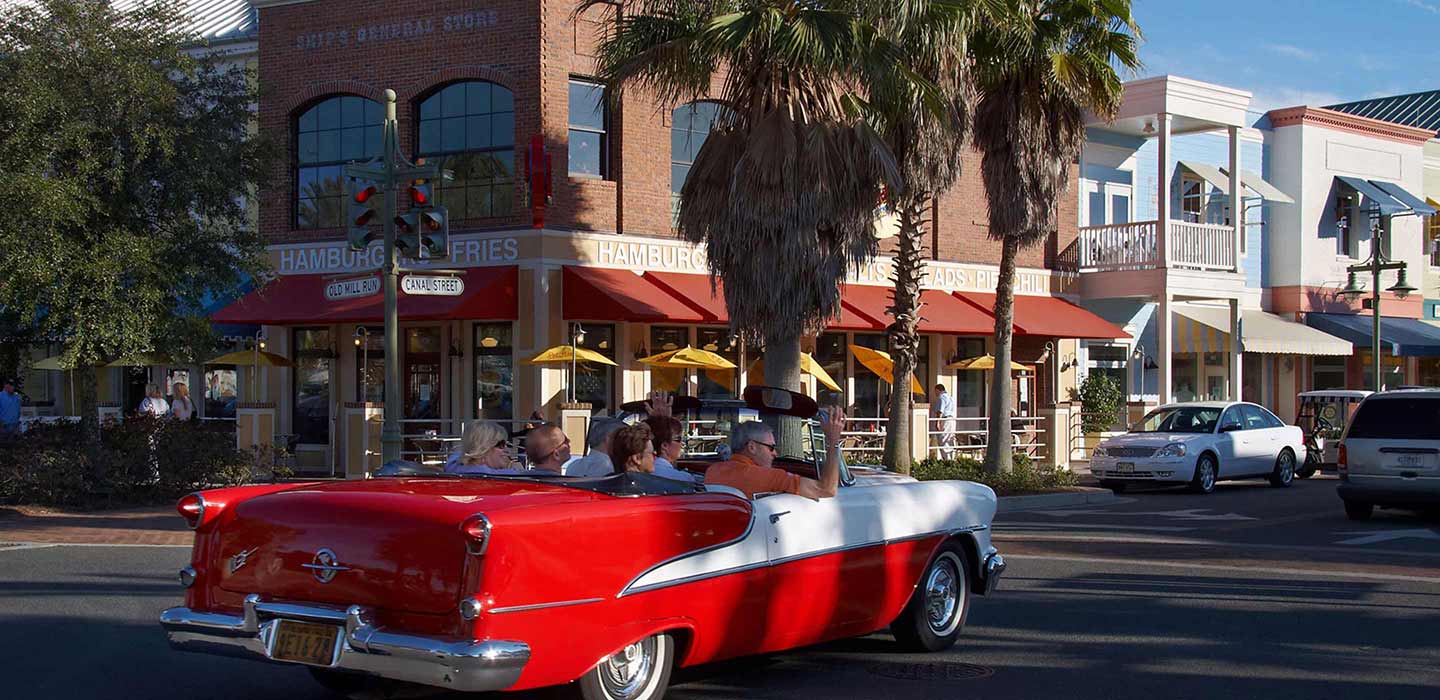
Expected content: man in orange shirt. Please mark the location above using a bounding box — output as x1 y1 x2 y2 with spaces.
706 408 846 499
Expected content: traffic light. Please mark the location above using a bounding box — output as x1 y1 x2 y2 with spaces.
347 180 381 251
418 207 449 258
408 181 432 207
393 212 418 255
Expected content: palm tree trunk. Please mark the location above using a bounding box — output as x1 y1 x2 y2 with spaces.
761 331 805 454
883 200 926 474
984 236 1019 474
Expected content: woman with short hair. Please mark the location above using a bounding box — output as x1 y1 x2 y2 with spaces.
644 415 696 483
446 420 522 474
610 423 656 474
138 383 169 417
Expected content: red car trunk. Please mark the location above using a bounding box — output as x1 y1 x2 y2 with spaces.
215 478 604 614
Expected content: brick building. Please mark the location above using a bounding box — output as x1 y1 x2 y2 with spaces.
202 0 1120 474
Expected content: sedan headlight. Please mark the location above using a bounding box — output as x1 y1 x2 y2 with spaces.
1092 446 1107 458
1155 443 1187 458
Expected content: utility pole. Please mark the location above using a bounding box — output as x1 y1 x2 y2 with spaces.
345 89 451 465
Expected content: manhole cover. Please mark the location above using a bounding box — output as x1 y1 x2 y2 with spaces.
867 662 995 681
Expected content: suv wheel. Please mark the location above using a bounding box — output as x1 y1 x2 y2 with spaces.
1344 501 1374 521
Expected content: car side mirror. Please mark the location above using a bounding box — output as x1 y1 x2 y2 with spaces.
1219 422 1243 433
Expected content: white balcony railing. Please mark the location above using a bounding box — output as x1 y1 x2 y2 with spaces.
1077 220 1236 273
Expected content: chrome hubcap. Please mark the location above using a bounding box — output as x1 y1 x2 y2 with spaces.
600 638 655 698
1280 453 1294 481
1201 461 1216 490
924 553 965 636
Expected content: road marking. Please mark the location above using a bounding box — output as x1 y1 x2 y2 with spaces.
1335 529 1440 546
1000 522 1198 533
997 533 1440 559
1005 554 1440 584
0 542 188 550
1023 508 1257 521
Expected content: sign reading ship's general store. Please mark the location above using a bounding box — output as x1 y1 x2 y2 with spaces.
293 11 500 52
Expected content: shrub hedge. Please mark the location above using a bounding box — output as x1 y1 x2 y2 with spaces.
910 454 1078 495
0 418 288 508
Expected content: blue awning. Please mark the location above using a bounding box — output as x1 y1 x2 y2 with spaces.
1304 313 1440 357
1336 176 1436 216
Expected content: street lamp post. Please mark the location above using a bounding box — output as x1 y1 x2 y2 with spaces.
1133 343 1147 400
354 327 370 403
1340 219 1416 391
570 323 586 404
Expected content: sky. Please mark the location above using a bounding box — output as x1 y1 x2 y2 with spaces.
1132 0 1440 113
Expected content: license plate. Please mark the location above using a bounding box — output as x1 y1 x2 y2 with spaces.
1397 454 1425 467
271 620 339 666
1115 462 1135 473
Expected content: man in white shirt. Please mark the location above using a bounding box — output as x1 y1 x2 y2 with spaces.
932 383 957 459
563 417 625 477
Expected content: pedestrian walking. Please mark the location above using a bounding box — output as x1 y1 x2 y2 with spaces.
170 382 195 421
138 383 169 417
932 383 957 459
0 379 21 439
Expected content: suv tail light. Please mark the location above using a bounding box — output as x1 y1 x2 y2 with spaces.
1337 443 1347 476
460 514 492 555
177 493 205 529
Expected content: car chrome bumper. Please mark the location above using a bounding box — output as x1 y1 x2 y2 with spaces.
159 594 529 693
980 551 1006 595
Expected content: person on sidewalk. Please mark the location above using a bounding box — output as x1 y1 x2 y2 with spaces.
933 383 957 460
170 382 195 422
524 424 571 473
0 379 21 439
705 408 846 499
137 384 169 417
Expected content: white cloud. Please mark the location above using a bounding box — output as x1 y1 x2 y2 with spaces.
1401 0 1440 14
1249 86 1346 112
1264 43 1319 62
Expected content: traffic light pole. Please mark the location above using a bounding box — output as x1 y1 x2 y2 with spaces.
380 89 402 465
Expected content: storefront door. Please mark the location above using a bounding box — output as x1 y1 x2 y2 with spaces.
404 328 443 457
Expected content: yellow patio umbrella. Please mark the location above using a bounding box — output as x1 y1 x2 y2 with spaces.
947 354 1030 372
104 353 173 368
747 353 842 393
849 345 925 395
32 356 68 371
525 345 617 367
639 346 737 370
205 349 294 368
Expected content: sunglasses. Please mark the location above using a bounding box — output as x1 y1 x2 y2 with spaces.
750 440 778 453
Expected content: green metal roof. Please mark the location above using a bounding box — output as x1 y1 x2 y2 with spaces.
1327 90 1440 137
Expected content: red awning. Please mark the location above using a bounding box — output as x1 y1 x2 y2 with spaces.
643 272 728 323
835 285 995 334
955 292 1128 339
212 266 518 324
563 266 708 322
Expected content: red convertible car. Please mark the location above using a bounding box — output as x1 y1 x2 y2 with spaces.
160 389 1005 699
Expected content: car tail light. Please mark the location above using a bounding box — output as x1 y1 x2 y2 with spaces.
1337 444 1347 476
177 493 205 530
460 514 492 555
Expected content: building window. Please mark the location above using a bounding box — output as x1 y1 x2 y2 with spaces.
474 323 513 421
568 79 609 178
852 333 890 419
1111 193 1131 225
574 323 616 414
355 326 383 403
1312 355 1346 391
1427 214 1440 267
416 81 516 220
671 101 725 211
1180 177 1205 223
954 338 985 416
813 333 848 409
295 96 383 229
649 326 689 394
1086 344 1129 398
293 328 333 445
204 367 238 420
696 327 739 399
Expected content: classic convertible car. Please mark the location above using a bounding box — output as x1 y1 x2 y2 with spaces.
160 388 1005 700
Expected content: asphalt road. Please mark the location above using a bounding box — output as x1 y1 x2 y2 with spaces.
1 475 1436 700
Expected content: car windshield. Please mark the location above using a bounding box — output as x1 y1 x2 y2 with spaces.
1133 406 1221 434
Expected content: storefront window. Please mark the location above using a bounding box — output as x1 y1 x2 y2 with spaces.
1087 344 1129 398
416 81 515 220
293 328 333 445
1172 354 1198 402
204 367 237 420
1242 353 1263 404
954 338 985 417
1419 357 1440 387
852 334 889 419
1358 351 1405 391
354 326 384 403
696 327 739 398
813 333 847 409
574 324 615 414
649 326 688 394
1312 355 1346 390
295 96 383 229
474 323 513 421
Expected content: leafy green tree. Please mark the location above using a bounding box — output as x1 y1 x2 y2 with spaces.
972 0 1140 472
0 0 271 459
1075 371 1124 434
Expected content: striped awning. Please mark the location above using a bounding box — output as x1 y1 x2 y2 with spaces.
1172 307 1352 356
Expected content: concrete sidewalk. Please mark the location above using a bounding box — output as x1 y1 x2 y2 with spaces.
0 505 190 546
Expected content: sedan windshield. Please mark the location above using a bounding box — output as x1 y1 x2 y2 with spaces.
1133 407 1221 434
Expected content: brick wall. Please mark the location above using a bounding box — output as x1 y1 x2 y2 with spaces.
257 0 1078 271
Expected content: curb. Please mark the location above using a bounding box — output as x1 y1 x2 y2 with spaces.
997 487 1117 512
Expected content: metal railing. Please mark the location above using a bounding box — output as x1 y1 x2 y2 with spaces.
926 416 1046 461
1066 411 1128 464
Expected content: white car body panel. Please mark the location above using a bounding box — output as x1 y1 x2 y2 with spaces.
1091 401 1304 485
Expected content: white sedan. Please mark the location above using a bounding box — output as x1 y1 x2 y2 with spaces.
1090 401 1305 494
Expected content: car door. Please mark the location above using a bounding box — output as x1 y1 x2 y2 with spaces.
1246 405 1290 473
1214 406 1248 477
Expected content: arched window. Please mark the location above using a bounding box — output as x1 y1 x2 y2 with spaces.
295 96 383 229
417 81 516 219
671 101 726 207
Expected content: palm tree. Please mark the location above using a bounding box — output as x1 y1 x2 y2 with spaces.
587 0 928 404
971 0 1140 473
868 2 986 473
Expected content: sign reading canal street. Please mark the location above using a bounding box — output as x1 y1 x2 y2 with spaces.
401 275 465 297
325 276 381 301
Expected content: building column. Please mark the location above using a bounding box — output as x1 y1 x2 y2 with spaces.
1228 125 1242 272
1229 298 1243 401
1156 113 1173 267
1158 294 1173 404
